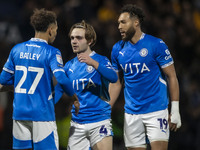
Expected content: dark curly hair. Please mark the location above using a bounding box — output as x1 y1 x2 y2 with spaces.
69 20 97 47
30 8 57 32
121 4 145 24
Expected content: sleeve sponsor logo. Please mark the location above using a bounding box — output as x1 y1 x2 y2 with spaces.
56 54 63 65
165 49 172 60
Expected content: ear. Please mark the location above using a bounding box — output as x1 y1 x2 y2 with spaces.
135 20 139 27
49 28 52 37
88 39 93 46
47 25 53 37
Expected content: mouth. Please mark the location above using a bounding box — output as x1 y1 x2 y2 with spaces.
72 45 80 53
72 45 79 49
120 31 126 37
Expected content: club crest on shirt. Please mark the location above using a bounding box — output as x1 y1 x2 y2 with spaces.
86 65 95 73
139 48 148 57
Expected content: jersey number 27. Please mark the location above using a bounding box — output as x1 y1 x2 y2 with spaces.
15 65 44 94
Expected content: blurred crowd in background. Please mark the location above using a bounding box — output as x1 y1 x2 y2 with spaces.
0 0 200 149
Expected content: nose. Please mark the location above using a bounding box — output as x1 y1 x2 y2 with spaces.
118 23 122 30
72 38 78 44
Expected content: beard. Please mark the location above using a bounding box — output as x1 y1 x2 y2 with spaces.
122 26 136 41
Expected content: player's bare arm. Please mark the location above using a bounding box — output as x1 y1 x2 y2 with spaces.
0 84 14 92
109 72 122 107
162 64 181 131
0 84 2 91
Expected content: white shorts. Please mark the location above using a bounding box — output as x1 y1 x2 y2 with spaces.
13 120 59 150
124 109 169 148
67 119 113 150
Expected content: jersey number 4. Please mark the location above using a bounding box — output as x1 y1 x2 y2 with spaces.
99 125 108 135
15 65 44 94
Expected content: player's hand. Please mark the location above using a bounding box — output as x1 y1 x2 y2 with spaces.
169 101 181 131
169 113 181 131
77 53 99 69
77 53 93 66
74 100 80 115
73 94 80 115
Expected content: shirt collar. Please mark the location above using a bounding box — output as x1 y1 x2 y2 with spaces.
30 38 48 44
89 51 96 56
140 32 145 40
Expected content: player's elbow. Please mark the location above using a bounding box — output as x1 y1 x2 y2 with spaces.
54 71 66 84
0 77 6 85
0 71 14 85
54 71 74 96
110 72 118 83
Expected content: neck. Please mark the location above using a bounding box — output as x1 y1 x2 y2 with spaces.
34 32 49 43
78 47 92 55
130 29 143 44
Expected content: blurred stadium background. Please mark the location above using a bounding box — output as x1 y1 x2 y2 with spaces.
0 0 200 149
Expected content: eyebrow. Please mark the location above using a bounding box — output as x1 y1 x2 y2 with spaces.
70 35 84 39
118 19 126 23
